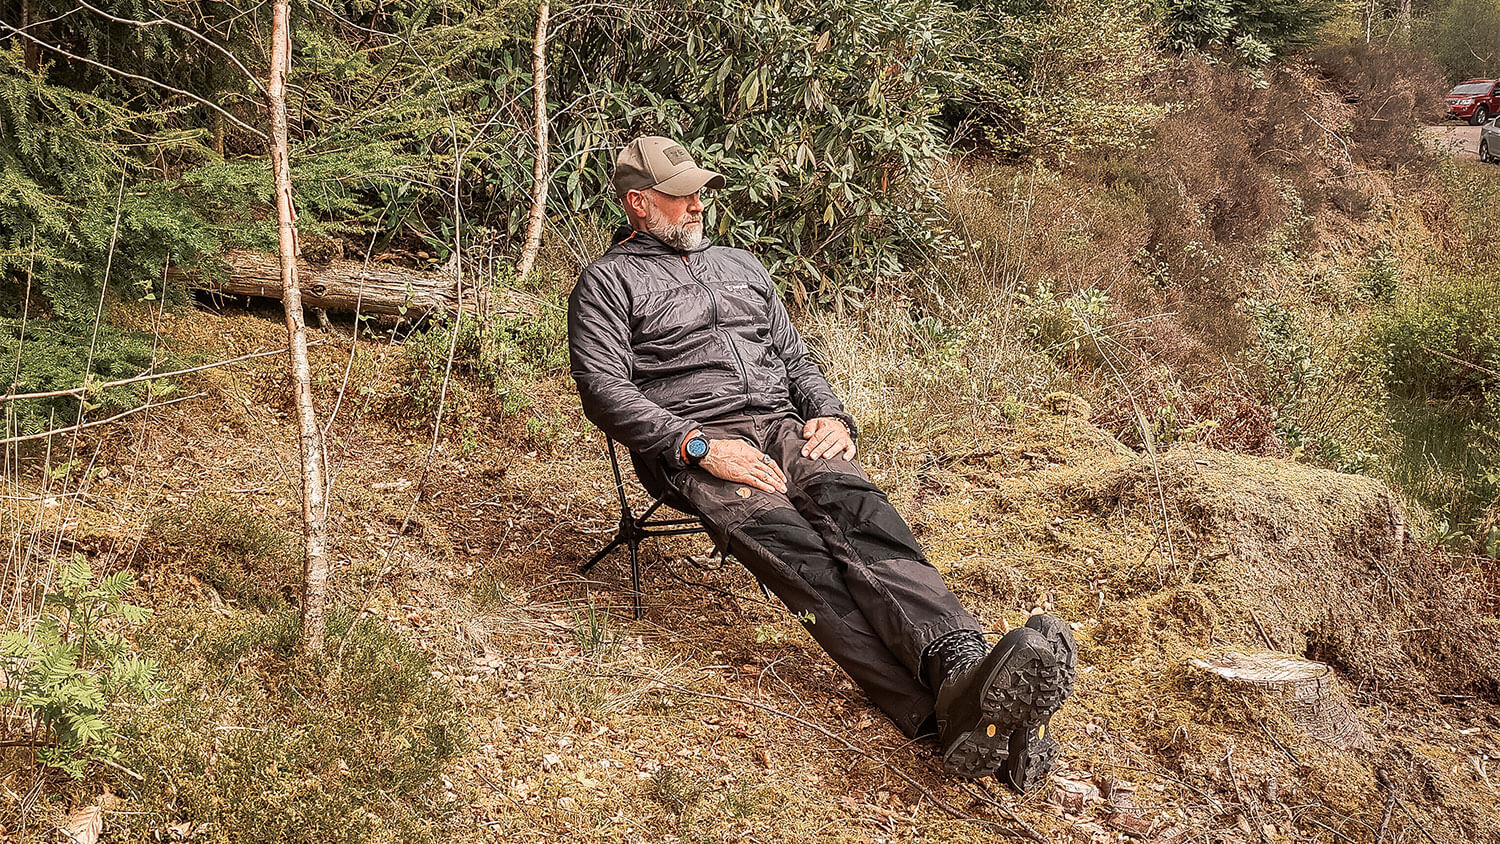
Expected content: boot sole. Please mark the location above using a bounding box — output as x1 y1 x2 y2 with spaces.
938 629 1060 778
999 615 1078 792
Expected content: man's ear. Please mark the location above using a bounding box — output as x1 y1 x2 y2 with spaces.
622 189 649 221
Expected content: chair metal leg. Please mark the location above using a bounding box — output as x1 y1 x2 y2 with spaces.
581 534 626 575
628 530 643 620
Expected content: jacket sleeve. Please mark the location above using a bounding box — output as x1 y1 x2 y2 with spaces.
568 264 699 468
761 267 859 439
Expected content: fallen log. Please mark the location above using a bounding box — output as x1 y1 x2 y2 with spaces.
181 249 485 318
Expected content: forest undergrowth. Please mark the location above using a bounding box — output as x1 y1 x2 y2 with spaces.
3 9 1500 843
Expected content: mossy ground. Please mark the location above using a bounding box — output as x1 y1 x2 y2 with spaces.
3 305 1497 843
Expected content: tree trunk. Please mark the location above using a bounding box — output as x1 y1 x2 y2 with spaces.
1397 0 1411 34
513 0 550 282
267 0 330 656
183 250 498 317
21 0 39 71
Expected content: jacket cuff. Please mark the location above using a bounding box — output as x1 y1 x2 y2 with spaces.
664 423 701 471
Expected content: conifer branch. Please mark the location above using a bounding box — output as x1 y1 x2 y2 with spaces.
0 20 267 139
69 0 268 96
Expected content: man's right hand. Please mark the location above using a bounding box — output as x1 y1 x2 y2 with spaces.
700 438 788 494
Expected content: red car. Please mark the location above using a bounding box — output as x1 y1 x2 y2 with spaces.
1446 79 1500 125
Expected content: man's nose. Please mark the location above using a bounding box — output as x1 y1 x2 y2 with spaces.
686 193 704 213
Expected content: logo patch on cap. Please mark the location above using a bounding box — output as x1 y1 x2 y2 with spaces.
662 145 691 165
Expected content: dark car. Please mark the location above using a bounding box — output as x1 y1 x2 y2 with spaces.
1446 79 1500 125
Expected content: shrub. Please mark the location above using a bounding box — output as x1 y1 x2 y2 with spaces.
401 305 567 421
1416 0 1500 82
1362 272 1500 548
1309 41 1447 169
0 555 160 778
1163 0 1337 64
946 0 1168 162
1366 275 1499 408
117 609 468 844
550 0 957 306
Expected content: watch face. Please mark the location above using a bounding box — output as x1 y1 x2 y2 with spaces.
687 436 709 459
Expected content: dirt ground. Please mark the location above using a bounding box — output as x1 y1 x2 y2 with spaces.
7 308 1500 843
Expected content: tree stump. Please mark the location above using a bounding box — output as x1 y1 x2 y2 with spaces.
1190 651 1374 751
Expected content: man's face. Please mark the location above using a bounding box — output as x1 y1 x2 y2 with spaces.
633 188 705 251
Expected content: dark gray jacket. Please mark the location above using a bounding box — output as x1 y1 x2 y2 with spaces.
569 226 855 469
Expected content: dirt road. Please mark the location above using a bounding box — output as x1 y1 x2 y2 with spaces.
1423 124 1482 159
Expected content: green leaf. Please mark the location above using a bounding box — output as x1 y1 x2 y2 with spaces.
59 554 91 595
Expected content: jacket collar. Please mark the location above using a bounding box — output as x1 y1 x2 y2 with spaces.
609 224 714 257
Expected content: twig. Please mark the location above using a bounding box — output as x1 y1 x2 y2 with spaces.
951 782 1052 844
1248 608 1276 650
1224 747 1269 844
1259 723 1300 766
1301 109 1352 161
0 393 203 446
1375 789 1396 844
1304 815 1360 844
97 757 144 782
1418 345 1500 380
1377 768 1440 844
0 346 314 402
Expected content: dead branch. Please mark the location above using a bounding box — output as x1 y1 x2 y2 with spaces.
0 346 315 403
183 250 495 317
0 393 204 446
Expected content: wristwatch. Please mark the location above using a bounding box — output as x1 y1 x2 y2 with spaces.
684 433 710 465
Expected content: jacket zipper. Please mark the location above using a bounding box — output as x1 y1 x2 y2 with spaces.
682 254 750 395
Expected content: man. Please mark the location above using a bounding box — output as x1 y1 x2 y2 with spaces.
568 135 1077 790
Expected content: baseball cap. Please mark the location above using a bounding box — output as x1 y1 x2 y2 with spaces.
612 135 726 197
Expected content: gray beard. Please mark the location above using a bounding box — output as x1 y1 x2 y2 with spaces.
644 216 703 252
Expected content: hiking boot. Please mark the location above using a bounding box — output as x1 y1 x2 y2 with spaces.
927 625 1073 781
999 614 1078 793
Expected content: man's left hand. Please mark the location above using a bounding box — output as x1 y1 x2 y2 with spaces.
801 417 855 460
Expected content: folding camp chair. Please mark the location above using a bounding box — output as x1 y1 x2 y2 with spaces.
579 437 712 619
579 436 773 619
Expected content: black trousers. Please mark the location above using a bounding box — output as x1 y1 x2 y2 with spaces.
638 413 981 737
